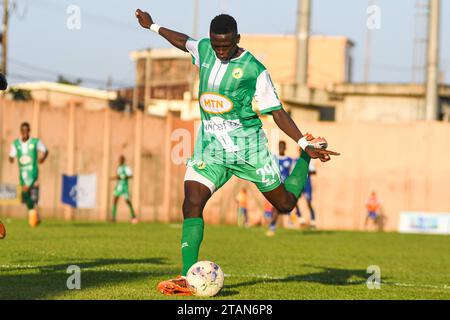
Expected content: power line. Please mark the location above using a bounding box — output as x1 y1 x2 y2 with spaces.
9 58 133 88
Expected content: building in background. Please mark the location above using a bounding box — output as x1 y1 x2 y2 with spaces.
240 35 354 89
12 34 449 122
128 33 450 123
11 81 116 110
128 35 354 120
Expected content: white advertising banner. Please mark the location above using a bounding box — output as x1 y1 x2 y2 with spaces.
398 212 450 235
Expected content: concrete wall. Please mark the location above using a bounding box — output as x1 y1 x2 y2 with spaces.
240 34 352 88
286 103 321 122
0 98 183 222
334 95 426 122
28 90 110 110
1 98 450 231
261 118 450 231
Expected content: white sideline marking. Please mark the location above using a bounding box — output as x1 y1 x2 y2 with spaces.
225 273 450 290
0 264 35 269
0 264 150 274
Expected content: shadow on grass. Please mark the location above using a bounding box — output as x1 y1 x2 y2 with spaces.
0 257 175 300
298 230 335 236
225 265 375 292
3 257 168 273
216 290 240 297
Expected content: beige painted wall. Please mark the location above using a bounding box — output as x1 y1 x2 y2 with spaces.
1 99 449 231
285 104 321 122
28 90 110 110
260 119 450 231
240 35 352 88
334 95 426 122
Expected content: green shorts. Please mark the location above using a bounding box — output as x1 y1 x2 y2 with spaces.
19 170 38 187
114 184 130 200
185 146 281 194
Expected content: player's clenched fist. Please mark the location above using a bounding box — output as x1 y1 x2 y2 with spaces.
135 9 153 29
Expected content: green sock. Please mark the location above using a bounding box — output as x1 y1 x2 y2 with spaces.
284 151 311 198
181 217 204 276
127 202 136 218
112 205 117 221
23 192 34 210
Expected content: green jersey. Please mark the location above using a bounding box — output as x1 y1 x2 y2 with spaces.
184 38 283 193
114 165 132 199
186 38 282 166
10 138 46 186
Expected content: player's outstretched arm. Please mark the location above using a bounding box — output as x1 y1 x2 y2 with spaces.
135 9 190 52
38 150 49 164
271 109 339 162
8 143 16 164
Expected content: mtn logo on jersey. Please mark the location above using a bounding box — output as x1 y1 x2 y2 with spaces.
232 68 244 79
19 155 32 165
200 92 234 114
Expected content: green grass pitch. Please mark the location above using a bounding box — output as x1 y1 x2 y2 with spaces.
0 219 449 300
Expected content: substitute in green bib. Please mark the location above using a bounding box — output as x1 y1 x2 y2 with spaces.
111 155 138 224
9 122 48 227
135 9 340 296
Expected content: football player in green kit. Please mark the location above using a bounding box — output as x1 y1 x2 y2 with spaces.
9 122 48 227
111 155 138 224
135 9 339 295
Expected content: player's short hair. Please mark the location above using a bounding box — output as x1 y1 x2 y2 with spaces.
279 140 286 146
20 122 30 130
210 14 238 35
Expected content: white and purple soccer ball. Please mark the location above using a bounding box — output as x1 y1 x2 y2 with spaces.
186 261 224 297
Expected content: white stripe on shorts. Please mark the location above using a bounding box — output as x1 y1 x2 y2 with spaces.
184 166 216 194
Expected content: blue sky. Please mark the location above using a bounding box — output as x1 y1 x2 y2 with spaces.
5 0 450 89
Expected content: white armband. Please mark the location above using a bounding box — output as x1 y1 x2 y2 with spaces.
150 24 161 34
298 137 309 151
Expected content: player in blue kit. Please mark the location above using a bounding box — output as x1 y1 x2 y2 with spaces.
295 155 317 227
266 140 294 236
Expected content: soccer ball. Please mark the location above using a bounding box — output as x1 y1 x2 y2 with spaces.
186 261 224 297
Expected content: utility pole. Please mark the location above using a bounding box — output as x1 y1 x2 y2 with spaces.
220 0 228 13
144 49 151 110
295 0 311 86
188 0 199 103
363 0 374 83
106 75 113 91
193 0 199 39
412 1 429 83
1 0 9 75
425 0 440 120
